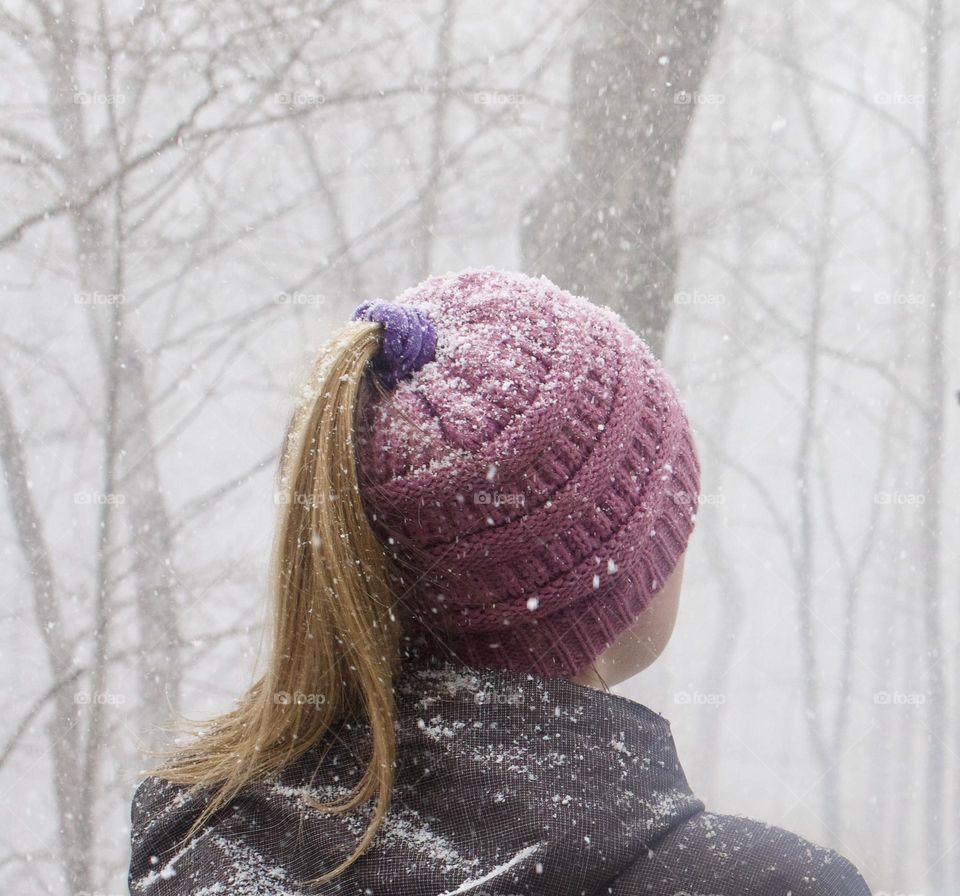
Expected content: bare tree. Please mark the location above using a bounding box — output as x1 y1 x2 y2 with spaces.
0 2 955 894
0 381 88 886
918 1 949 888
522 0 724 353
417 0 459 278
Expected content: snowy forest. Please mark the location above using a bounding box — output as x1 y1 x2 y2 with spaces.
1 0 957 893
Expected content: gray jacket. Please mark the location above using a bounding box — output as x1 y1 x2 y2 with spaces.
128 658 872 895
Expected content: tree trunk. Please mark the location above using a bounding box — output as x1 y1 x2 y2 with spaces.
417 0 457 279
521 0 723 354
0 385 88 893
920 1 948 889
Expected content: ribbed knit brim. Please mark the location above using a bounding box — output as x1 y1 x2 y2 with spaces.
355 268 700 677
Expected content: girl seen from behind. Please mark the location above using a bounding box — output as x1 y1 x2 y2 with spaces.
129 268 872 895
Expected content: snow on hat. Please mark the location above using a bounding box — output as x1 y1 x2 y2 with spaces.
354 267 700 677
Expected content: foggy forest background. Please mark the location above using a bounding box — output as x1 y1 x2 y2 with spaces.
1 0 958 893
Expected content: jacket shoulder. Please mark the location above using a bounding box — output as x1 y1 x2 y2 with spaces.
609 811 871 896
128 775 210 893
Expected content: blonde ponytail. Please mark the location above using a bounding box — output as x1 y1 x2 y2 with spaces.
151 319 405 883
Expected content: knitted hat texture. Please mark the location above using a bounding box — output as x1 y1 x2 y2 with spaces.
354 268 700 677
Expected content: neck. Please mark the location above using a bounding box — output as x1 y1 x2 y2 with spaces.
570 662 611 693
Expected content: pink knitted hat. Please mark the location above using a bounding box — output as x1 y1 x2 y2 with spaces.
354 268 700 678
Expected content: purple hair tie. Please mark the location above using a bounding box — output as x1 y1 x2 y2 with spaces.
351 300 437 388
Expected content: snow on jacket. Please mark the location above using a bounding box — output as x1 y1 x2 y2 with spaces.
128 659 872 895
